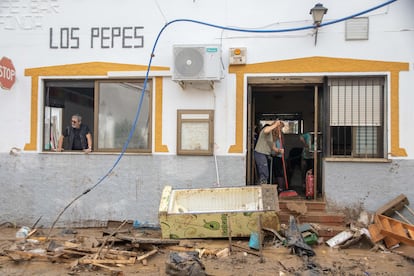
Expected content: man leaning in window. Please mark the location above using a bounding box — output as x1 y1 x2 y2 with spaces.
55 114 92 153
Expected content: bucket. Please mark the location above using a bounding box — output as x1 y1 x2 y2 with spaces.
249 232 260 250
16 226 31 238
326 230 353 247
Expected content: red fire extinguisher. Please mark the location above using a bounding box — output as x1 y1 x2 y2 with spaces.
306 169 314 199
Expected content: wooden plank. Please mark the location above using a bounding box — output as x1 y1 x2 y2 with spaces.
5 250 58 262
231 243 261 257
407 229 414 239
390 220 408 238
381 230 414 247
379 215 414 232
376 215 400 248
62 249 89 256
379 215 393 231
376 194 409 216
368 223 384 243
26 229 37 239
79 258 136 265
165 245 216 255
92 220 128 263
227 214 232 253
67 247 139 257
136 249 158 262
115 234 180 245
377 215 414 247
88 262 122 272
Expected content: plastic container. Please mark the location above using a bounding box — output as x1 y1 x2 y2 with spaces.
249 232 260 250
133 220 159 229
16 226 31 238
303 232 318 245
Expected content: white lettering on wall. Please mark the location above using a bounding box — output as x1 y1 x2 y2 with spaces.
0 65 16 81
1 0 145 50
0 0 59 30
0 15 43 30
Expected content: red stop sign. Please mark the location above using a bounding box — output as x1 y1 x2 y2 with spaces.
0 57 16 90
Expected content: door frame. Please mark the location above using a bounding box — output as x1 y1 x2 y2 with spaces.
246 76 324 199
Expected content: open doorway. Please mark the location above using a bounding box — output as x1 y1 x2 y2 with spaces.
246 76 324 200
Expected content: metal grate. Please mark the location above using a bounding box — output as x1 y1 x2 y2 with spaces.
345 17 369 41
328 77 384 158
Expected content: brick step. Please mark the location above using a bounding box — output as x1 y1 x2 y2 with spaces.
315 225 348 239
278 200 326 213
278 211 346 227
276 199 347 239
277 212 347 239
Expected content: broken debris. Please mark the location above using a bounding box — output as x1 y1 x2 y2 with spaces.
367 193 414 249
285 215 315 257
165 251 206 276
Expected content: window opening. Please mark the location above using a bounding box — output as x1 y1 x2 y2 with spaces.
43 79 152 152
328 77 384 158
96 80 152 152
177 110 214 155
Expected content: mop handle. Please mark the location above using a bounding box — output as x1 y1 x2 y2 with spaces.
279 132 289 190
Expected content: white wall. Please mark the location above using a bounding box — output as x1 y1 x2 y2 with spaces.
1 0 413 156
0 0 413 226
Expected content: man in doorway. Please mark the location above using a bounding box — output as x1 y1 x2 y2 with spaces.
272 121 286 191
254 120 283 184
56 114 92 153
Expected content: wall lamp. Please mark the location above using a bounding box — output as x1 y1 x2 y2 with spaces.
310 3 328 45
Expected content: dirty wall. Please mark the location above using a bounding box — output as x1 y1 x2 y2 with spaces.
0 154 245 227
324 160 414 216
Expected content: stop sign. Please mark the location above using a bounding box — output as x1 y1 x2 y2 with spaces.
0 57 16 90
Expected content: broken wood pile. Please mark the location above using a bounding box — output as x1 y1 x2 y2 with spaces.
3 193 414 275
2 221 180 274
3 220 280 274
368 194 414 249
320 194 414 256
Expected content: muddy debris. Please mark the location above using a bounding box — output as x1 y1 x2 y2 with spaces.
0 218 413 276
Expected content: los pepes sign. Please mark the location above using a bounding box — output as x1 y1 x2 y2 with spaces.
0 57 16 90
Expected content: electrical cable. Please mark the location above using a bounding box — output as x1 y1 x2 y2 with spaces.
46 0 397 238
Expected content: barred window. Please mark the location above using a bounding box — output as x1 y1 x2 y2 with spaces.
328 77 385 158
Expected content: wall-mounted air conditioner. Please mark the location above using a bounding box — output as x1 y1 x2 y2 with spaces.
172 45 223 82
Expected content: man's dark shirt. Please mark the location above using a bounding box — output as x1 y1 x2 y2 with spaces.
72 128 83 150
63 124 90 150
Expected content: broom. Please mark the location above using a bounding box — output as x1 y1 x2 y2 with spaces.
278 131 298 197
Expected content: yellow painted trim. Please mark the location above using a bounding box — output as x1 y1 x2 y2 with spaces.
24 62 169 151
25 62 168 76
155 76 169 152
25 77 39 151
228 72 244 153
228 56 409 156
390 71 406 156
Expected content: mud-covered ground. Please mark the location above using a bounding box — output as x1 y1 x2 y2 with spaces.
0 225 413 276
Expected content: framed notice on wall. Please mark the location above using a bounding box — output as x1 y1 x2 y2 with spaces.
177 110 214 155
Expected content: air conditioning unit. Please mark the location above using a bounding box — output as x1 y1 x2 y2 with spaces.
172 45 223 81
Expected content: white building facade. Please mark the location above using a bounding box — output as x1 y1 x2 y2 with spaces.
0 0 413 227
